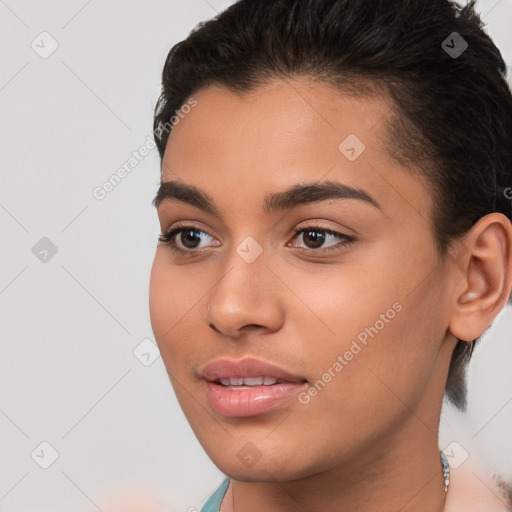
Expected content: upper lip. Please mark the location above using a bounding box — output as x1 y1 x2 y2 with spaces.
199 357 307 383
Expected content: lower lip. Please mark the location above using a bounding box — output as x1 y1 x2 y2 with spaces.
205 381 307 417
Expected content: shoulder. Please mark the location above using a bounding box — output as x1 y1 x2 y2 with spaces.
200 478 231 512
444 464 512 512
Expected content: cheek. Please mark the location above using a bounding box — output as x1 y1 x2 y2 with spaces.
288 302 436 457
279 255 400 350
148 251 204 367
149 252 175 340
283 248 443 408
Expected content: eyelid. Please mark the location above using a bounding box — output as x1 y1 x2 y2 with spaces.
161 221 217 239
292 219 355 236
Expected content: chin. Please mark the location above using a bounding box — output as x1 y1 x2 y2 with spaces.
215 460 308 482
202 439 323 482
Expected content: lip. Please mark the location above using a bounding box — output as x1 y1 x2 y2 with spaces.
199 357 308 417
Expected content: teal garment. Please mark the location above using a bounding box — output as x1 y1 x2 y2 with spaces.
201 478 230 512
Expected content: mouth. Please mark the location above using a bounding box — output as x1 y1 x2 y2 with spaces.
214 376 301 388
199 358 308 417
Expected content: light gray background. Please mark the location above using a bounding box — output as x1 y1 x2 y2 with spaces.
0 1 511 511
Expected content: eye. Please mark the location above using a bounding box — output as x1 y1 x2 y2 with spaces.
158 224 219 254
158 222 354 255
289 224 354 253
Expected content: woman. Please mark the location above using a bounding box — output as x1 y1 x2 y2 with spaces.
149 0 512 510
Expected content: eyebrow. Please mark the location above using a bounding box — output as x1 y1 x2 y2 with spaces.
152 179 381 216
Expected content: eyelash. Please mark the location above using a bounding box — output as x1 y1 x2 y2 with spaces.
158 223 355 256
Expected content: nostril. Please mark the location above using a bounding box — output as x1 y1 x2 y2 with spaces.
208 323 221 333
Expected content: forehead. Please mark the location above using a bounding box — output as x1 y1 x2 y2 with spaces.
161 78 432 219
164 79 393 172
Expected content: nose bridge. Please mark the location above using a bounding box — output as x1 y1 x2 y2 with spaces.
206 239 284 336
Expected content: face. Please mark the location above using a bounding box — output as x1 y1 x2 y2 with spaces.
149 79 456 481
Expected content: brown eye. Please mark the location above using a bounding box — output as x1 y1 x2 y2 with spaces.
289 226 355 253
179 229 203 249
158 225 219 254
301 229 327 249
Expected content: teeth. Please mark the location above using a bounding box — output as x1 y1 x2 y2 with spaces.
244 376 263 386
218 376 279 386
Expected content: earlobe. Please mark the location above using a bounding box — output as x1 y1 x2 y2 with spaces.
449 213 512 342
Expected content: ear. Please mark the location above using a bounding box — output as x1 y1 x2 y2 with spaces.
449 213 512 342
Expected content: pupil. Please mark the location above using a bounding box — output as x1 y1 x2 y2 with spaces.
304 230 325 248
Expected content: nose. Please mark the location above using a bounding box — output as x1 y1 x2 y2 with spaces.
205 252 285 338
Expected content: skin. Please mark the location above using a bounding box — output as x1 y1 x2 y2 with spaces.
149 78 512 512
